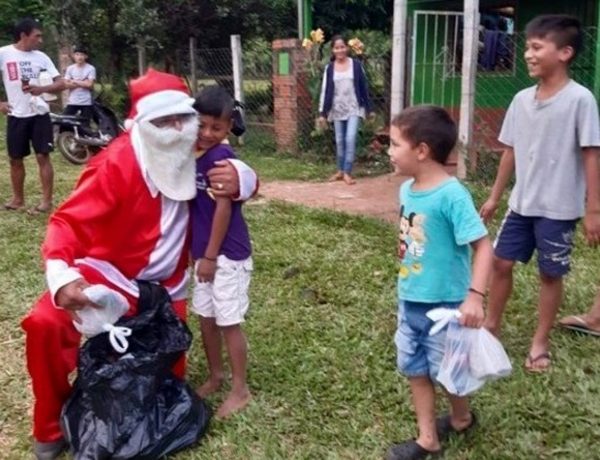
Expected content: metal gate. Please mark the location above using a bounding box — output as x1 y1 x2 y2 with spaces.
410 10 464 118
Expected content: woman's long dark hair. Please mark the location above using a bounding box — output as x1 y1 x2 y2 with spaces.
329 34 347 62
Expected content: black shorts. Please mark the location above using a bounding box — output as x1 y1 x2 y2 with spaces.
6 114 54 159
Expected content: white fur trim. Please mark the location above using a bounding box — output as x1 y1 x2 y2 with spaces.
134 90 196 123
229 158 258 201
46 259 83 307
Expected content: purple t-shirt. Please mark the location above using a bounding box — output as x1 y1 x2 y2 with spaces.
190 144 252 261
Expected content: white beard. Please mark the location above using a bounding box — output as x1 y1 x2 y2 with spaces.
136 118 199 201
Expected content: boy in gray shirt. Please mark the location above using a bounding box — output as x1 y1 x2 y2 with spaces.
480 15 600 372
63 46 96 122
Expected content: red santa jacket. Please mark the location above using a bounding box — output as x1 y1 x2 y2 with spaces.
43 133 190 301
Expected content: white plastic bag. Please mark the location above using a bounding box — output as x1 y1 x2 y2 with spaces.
427 308 512 396
469 328 512 380
73 285 132 353
435 319 486 396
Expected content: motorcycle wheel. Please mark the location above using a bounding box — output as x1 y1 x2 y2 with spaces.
56 131 92 165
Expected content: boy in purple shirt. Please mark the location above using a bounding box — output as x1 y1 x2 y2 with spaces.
190 86 253 418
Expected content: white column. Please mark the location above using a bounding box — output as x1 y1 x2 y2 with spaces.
231 34 245 143
297 0 304 39
458 0 479 179
189 36 197 94
390 0 408 120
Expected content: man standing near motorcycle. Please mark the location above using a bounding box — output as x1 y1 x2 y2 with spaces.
63 46 96 123
0 17 64 214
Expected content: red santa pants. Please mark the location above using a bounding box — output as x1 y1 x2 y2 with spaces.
21 264 187 442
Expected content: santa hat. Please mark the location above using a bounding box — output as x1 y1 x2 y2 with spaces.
124 68 196 130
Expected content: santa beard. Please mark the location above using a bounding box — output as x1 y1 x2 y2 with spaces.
136 117 199 201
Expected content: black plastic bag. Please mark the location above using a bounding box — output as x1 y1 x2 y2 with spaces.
61 281 211 459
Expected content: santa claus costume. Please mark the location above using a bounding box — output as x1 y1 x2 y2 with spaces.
21 69 257 446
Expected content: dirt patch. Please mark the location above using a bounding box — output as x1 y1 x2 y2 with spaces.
257 173 407 223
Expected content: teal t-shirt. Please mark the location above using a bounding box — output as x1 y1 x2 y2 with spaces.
397 177 487 303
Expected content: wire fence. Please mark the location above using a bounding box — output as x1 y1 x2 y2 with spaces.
177 39 391 164
468 27 597 184
5 26 595 182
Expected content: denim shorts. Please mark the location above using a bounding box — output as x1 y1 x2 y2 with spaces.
494 210 577 277
395 300 461 380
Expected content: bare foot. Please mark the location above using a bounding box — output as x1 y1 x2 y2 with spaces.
216 389 252 419
343 173 356 185
196 377 223 398
328 172 343 182
4 200 25 211
27 203 53 215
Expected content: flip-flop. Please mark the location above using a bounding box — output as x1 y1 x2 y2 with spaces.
436 411 477 442
525 352 552 373
385 440 441 460
559 315 600 337
3 203 24 211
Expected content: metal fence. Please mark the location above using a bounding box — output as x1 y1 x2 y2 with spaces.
180 38 391 160
470 27 597 183
294 49 391 159
410 16 598 183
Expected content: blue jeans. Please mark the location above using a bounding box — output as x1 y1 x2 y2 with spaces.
395 300 461 381
333 115 360 174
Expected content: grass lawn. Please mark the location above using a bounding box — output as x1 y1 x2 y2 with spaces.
0 150 599 460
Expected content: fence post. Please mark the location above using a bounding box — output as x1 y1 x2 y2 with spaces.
189 37 198 94
231 34 245 145
458 0 479 179
390 0 408 120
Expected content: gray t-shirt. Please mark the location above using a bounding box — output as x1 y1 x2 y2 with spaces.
499 80 600 220
65 63 96 105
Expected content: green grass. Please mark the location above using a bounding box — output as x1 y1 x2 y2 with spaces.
1 154 599 459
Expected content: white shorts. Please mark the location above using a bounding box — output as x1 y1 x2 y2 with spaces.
191 255 253 326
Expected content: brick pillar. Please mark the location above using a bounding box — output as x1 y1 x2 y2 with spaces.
272 38 310 153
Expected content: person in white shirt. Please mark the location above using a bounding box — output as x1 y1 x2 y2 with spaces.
0 18 65 214
63 46 96 123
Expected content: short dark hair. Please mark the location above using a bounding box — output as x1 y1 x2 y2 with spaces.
73 45 88 55
525 15 583 60
193 85 234 118
391 105 457 164
13 18 41 42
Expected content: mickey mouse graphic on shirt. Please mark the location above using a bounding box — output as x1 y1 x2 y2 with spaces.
398 205 427 278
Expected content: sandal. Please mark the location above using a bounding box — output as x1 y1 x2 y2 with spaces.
525 352 551 373
436 411 477 442
559 315 600 337
385 440 441 460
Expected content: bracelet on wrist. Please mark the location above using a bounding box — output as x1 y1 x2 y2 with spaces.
468 287 486 298
203 256 217 262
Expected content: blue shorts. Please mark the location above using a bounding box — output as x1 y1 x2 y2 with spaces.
494 210 577 277
395 300 461 380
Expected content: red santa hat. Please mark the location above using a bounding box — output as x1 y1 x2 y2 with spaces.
124 68 196 130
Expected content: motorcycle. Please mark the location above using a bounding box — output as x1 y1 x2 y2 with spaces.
51 93 123 165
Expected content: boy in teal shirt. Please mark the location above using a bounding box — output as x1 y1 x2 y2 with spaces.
386 105 493 460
